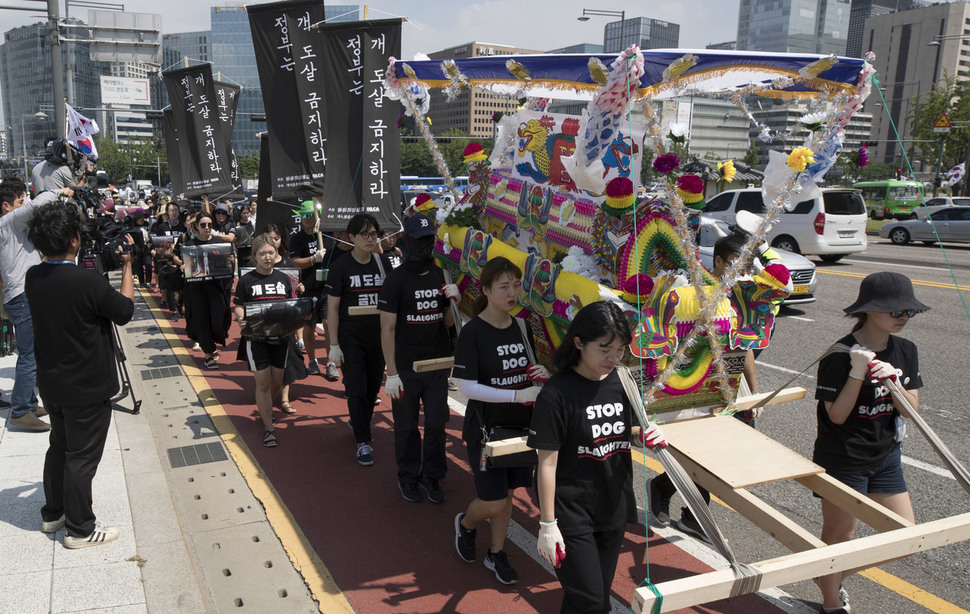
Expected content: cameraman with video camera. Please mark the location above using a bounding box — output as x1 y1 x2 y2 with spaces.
32 138 86 194
0 178 74 432
25 201 134 548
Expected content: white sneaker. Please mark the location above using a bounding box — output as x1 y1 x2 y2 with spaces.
64 522 119 549
192 342 201 351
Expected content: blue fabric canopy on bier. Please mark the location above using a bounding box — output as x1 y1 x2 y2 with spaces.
389 49 868 100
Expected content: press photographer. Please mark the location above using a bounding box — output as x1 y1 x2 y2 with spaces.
32 138 87 193
25 201 134 549
0 178 74 432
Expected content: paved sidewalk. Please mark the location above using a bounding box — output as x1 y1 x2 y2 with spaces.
0 284 317 614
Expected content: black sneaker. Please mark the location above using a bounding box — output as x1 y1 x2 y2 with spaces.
648 477 671 527
454 513 476 562
418 476 445 503
484 550 519 585
674 507 710 544
203 356 218 370
398 480 422 503
356 442 374 466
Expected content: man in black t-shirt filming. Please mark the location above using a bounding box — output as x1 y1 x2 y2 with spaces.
25 203 135 549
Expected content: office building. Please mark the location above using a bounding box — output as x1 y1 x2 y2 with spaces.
0 19 108 169
661 97 753 161
0 129 7 161
162 31 210 66
748 101 872 171
706 41 736 51
863 2 970 165
208 4 359 155
603 17 679 53
547 43 603 54
846 0 917 58
736 0 851 55
427 42 543 139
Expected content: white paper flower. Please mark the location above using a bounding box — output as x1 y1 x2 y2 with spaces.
668 122 688 138
799 112 828 125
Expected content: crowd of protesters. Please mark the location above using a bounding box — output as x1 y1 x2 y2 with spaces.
1 170 930 614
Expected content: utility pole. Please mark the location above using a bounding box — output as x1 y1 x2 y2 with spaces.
48 0 66 139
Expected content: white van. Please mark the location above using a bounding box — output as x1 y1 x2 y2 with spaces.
702 188 868 262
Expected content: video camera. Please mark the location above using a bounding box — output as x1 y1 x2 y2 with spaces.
78 210 146 274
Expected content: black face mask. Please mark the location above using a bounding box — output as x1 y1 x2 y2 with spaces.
403 235 435 272
406 235 435 261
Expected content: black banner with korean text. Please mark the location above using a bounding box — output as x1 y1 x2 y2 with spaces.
162 64 235 198
214 81 242 191
315 19 401 230
162 109 185 199
248 0 326 200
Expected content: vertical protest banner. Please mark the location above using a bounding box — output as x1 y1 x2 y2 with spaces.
248 0 327 200
162 63 235 198
315 19 402 230
254 133 298 235
162 109 185 197
214 81 242 191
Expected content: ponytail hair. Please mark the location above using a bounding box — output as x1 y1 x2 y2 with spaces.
473 257 522 316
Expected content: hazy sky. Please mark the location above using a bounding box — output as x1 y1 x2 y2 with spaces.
0 0 740 126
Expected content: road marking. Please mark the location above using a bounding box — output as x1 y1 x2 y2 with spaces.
902 454 957 480
842 258 949 273
859 568 970 614
784 315 814 322
817 269 970 292
141 290 356 614
756 360 816 378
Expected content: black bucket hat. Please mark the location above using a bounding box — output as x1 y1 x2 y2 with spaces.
843 271 930 314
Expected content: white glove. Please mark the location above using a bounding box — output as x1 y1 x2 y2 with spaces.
527 364 550 383
537 520 566 568
514 386 541 405
848 343 876 380
637 422 667 449
385 374 404 400
312 249 325 263
441 283 460 301
867 359 898 383
329 345 344 367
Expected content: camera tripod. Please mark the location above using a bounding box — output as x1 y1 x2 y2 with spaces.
110 322 141 415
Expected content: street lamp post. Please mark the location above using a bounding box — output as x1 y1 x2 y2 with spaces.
20 111 48 180
578 8 628 53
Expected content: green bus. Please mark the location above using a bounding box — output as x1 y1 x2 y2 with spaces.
851 180 924 220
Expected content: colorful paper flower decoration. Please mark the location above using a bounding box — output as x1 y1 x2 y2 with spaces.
856 145 869 168
787 147 815 172
676 174 706 209
602 176 635 216
667 122 689 144
463 142 488 164
718 160 736 183
653 153 680 175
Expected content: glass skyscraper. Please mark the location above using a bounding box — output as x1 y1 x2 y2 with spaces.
736 0 851 55
603 17 680 54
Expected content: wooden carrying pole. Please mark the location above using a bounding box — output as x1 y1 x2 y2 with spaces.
633 513 970 613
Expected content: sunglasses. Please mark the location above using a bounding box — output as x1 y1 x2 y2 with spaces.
198 222 212 228
890 309 918 318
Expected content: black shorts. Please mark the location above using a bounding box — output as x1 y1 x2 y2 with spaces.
245 339 288 371
821 445 907 496
465 439 533 501
304 287 327 324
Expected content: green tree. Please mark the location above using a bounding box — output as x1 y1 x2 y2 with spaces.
238 152 260 179
743 143 760 168
908 73 970 175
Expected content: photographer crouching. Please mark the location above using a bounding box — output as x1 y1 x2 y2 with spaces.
25 202 135 548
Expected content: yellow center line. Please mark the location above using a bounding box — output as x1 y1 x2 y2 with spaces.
139 289 353 613
630 448 969 614
816 269 970 292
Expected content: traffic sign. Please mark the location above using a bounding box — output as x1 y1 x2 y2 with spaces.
933 113 952 133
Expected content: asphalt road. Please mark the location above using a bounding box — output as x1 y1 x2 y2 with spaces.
634 238 970 613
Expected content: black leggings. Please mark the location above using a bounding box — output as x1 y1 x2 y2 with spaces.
555 527 625 614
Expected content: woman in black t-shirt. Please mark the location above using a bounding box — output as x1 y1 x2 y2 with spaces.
452 257 547 585
813 272 927 613
325 213 390 466
528 301 666 614
233 235 293 448
173 214 232 369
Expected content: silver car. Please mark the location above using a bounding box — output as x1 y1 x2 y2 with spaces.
879 206 970 245
697 218 817 304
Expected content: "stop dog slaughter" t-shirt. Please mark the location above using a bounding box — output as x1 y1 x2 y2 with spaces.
528 368 637 535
